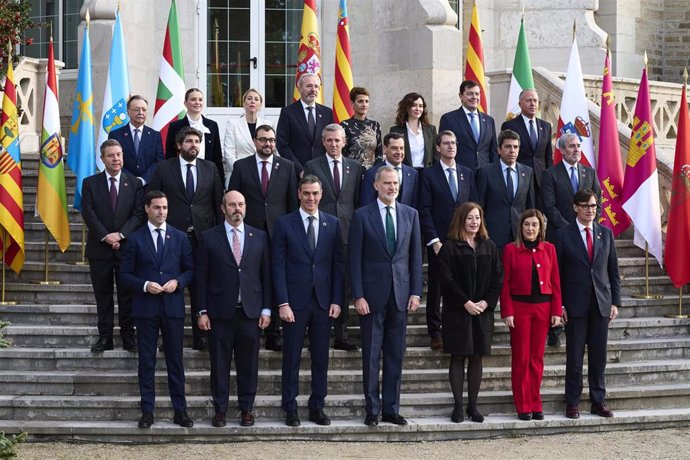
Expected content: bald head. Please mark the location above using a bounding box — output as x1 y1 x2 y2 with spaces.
222 190 246 226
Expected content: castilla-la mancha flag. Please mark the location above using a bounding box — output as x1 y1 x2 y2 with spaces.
596 51 630 236
465 2 487 113
292 0 323 104
664 79 690 287
622 67 663 267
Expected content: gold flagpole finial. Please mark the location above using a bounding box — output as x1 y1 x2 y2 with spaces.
643 50 648 68
683 67 688 85
117 1 121 13
572 20 576 40
606 34 611 52
522 0 525 18
85 9 90 27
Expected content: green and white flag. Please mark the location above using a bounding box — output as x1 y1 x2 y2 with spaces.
505 19 534 120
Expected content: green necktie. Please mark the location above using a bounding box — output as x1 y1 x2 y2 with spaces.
385 206 396 254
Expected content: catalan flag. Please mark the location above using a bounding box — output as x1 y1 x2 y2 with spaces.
332 0 353 123
464 2 487 113
292 0 323 104
37 38 70 252
0 54 25 273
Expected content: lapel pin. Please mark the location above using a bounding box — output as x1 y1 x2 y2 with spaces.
322 222 327 227
459 173 464 181
166 234 171 240
249 232 253 237
521 172 525 177
123 182 128 187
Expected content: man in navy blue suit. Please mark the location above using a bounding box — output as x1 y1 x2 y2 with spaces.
276 73 333 176
120 190 195 429
349 165 423 426
555 189 620 420
195 190 272 428
361 132 419 208
108 95 164 186
419 130 475 349
439 80 498 171
272 175 344 427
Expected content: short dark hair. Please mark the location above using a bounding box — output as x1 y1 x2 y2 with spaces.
100 139 121 156
185 88 203 100
435 130 457 147
255 124 274 139
175 127 203 146
573 188 597 205
498 129 520 148
127 95 148 109
459 80 480 95
349 86 369 102
144 190 167 207
299 174 322 190
383 132 404 147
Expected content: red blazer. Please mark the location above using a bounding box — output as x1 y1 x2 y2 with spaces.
500 241 562 317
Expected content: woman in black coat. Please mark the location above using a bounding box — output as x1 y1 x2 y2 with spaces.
389 92 437 170
438 202 503 423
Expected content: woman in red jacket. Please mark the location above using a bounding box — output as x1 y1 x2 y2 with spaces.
501 209 562 421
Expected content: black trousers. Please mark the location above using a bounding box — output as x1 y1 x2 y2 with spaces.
89 256 133 338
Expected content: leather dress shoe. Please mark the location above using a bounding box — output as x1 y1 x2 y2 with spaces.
532 411 544 420
591 402 614 418
91 337 114 353
285 411 300 427
466 406 484 423
450 406 463 423
382 413 408 425
308 408 331 426
565 405 580 419
138 412 154 428
173 410 194 427
266 338 283 351
240 411 255 427
518 412 532 421
122 334 136 352
430 336 443 350
333 339 358 351
211 412 226 427
192 337 208 351
364 414 378 426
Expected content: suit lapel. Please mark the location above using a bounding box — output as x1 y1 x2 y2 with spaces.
367 204 390 256
316 157 337 196
556 162 574 198
514 119 534 155
494 162 510 200
238 115 255 149
116 174 134 217
265 157 283 196
293 102 312 141
458 110 476 147
434 163 455 202
292 212 314 256
144 227 159 265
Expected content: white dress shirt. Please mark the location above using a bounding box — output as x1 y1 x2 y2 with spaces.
406 121 425 168
377 198 397 237
299 207 320 244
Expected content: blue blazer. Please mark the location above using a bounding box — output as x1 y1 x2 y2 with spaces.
108 125 164 184
348 202 423 311
276 101 333 173
439 108 498 170
361 161 419 209
418 161 475 244
120 224 194 319
271 210 344 310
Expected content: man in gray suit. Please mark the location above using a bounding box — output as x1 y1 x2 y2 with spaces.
304 123 362 351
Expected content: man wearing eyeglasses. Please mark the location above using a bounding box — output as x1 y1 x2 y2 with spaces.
554 188 620 421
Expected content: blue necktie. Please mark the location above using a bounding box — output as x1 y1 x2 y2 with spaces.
306 216 316 251
469 112 480 143
155 228 164 263
133 128 141 156
570 166 579 193
186 164 195 201
448 168 458 201
529 120 538 150
506 167 514 202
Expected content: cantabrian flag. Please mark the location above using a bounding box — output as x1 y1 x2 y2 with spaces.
37 38 70 252
332 0 353 123
152 0 186 156
292 0 323 104
464 2 487 113
505 19 533 120
0 53 25 273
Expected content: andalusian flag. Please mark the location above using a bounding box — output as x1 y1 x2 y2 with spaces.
293 0 323 104
332 0 353 123
152 0 185 155
464 2 487 113
0 53 25 273
37 38 70 252
505 19 534 120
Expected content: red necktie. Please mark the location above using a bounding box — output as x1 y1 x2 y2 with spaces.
109 177 118 213
261 160 269 196
333 160 341 196
585 227 593 262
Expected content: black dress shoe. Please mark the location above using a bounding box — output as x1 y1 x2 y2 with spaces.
192 337 208 351
364 414 378 426
308 408 331 426
565 404 580 419
382 413 408 425
122 334 137 352
91 337 114 353
240 411 255 427
591 402 614 418
518 412 532 421
466 406 484 423
450 406 463 423
430 336 443 350
211 412 226 427
333 339 358 351
285 411 300 427
532 411 544 420
173 410 194 427
266 338 283 351
138 412 154 428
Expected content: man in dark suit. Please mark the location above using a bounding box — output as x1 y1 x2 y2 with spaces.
195 190 272 428
501 89 552 206
349 166 423 426
148 126 224 351
555 188 620 420
164 88 225 185
272 175 344 427
303 123 361 351
82 139 144 353
276 73 333 175
361 132 419 208
419 130 475 350
439 80 498 171
476 129 535 251
120 190 195 429
108 95 164 185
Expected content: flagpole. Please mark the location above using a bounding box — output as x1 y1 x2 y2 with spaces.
665 286 687 319
0 229 17 306
631 242 662 299
35 229 60 285
70 222 88 266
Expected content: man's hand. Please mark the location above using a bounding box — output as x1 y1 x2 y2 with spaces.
407 295 420 312
464 300 482 315
329 304 341 319
258 314 271 329
354 297 369 316
197 314 211 331
146 282 165 294
279 304 295 323
161 279 179 293
103 232 122 246
432 241 443 256
562 308 568 325
609 305 618 321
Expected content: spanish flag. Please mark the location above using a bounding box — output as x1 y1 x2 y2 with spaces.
292 0 323 104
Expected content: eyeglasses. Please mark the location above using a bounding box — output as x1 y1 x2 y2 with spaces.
256 137 276 144
576 203 597 210
440 141 456 147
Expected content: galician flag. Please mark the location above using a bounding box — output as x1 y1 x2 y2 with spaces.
331 0 353 123
556 37 595 168
622 66 663 267
96 9 130 171
465 1 487 113
152 0 186 155
293 0 323 104
505 18 534 120
37 38 71 252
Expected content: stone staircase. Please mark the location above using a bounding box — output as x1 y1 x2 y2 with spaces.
1 154 690 442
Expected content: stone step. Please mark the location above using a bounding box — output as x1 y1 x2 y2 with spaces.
620 275 677 296
618 257 666 277
4 261 91 285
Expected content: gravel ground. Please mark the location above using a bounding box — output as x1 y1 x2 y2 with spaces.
15 428 690 459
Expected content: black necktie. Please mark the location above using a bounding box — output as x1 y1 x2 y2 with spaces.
109 177 117 213
306 216 316 251
155 228 164 262
506 167 514 202
186 164 195 201
307 106 316 139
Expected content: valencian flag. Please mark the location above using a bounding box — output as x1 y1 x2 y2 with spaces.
664 74 690 287
67 15 95 212
622 65 663 267
292 0 323 104
96 9 130 171
596 50 630 236
0 53 25 273
465 1 487 113
152 0 186 155
332 0 353 123
555 37 595 167
37 38 71 252
505 18 533 120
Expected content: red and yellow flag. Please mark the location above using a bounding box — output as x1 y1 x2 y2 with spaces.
464 2 487 112
292 0 323 104
332 0 353 123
